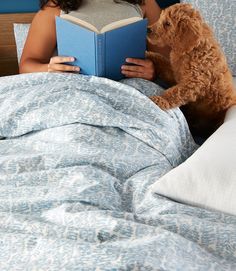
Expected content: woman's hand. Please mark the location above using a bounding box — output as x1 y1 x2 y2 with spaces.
121 58 156 81
48 56 80 73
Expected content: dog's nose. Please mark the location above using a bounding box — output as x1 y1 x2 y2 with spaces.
147 28 153 34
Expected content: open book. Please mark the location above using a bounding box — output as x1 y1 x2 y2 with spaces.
56 12 147 80
61 12 143 33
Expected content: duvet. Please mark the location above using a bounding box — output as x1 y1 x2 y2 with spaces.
0 73 235 270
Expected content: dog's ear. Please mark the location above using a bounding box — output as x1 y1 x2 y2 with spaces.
176 10 202 53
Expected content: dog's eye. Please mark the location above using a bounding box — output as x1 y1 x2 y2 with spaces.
163 21 171 28
147 27 153 34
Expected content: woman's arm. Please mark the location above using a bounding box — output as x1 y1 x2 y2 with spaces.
19 5 79 73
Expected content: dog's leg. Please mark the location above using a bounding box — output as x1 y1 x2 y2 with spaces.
150 81 204 110
145 51 176 86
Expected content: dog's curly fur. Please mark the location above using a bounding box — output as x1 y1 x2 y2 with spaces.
146 3 236 137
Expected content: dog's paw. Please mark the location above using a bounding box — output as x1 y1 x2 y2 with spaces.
150 96 170 110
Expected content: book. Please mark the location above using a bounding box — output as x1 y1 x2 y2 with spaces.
55 13 147 80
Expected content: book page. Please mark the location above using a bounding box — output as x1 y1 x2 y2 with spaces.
60 14 99 33
100 17 142 33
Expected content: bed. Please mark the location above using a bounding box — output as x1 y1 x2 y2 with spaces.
0 3 236 271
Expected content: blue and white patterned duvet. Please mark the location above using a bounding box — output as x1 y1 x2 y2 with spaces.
0 73 235 270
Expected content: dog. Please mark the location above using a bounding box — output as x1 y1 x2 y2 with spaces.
146 3 236 137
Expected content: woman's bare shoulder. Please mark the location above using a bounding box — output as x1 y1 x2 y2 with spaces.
33 3 60 23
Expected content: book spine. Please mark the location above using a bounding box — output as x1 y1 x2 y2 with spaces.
95 34 105 77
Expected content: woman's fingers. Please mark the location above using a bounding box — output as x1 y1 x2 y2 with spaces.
121 58 156 81
47 56 155 78
48 63 80 72
49 56 75 64
125 58 150 67
121 64 144 73
48 56 80 72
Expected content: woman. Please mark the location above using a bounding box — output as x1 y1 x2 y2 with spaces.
19 0 178 81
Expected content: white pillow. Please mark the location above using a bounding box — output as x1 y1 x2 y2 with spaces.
150 105 236 216
13 23 30 63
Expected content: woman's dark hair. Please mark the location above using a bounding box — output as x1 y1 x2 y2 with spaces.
40 0 82 13
40 0 145 13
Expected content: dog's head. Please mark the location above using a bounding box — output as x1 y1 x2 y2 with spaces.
147 3 203 53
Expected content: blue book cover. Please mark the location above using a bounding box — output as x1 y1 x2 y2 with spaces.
56 17 147 80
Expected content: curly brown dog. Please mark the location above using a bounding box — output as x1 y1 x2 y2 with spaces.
146 3 236 137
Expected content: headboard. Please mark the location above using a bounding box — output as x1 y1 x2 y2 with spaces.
0 13 35 76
